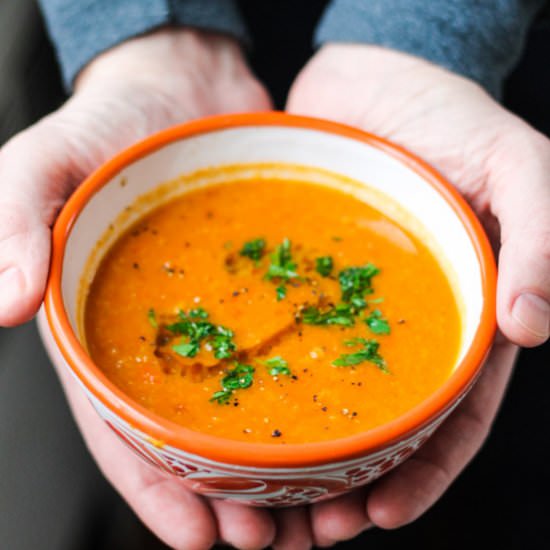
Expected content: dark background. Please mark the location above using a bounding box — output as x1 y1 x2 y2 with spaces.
0 1 548 548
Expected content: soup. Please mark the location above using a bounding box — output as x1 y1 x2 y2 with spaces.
83 177 461 444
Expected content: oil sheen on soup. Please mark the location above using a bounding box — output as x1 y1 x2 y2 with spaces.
84 178 461 444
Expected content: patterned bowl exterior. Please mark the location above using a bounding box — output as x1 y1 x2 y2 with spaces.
84 378 461 507
39 308 469 507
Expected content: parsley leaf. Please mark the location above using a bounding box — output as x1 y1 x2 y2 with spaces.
315 256 333 277
188 307 209 319
265 238 299 300
333 338 389 373
276 285 287 301
210 362 255 404
147 308 158 328
265 238 299 282
301 303 356 326
263 356 292 376
339 264 380 306
211 326 237 359
167 309 236 360
240 238 266 262
171 341 200 358
210 390 233 405
365 309 391 335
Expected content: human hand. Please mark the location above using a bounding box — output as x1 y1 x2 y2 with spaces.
0 28 315 550
286 44 550 542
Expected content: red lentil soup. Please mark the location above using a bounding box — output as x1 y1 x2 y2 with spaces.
84 177 461 444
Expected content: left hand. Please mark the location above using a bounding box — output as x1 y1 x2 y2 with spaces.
286 43 550 545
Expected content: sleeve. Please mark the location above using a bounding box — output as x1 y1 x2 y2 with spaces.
37 0 249 91
314 0 546 98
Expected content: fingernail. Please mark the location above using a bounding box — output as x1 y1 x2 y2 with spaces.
0 267 25 301
512 293 550 339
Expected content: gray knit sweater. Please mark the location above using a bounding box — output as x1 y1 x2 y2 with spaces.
39 0 546 97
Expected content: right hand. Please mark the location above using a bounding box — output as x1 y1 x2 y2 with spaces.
0 28 317 550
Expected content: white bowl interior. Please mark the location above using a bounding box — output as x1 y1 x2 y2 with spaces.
61 126 483 367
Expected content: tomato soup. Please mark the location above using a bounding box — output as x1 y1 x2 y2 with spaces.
83 178 461 444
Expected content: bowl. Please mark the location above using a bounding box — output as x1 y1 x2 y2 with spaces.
39 112 496 506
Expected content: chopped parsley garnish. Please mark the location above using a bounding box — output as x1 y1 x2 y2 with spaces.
211 362 255 404
303 263 381 326
365 309 391 335
315 256 334 277
240 238 266 262
302 303 356 327
265 238 299 281
147 308 158 328
333 338 389 373
338 263 380 307
265 238 299 299
188 307 209 319
211 326 237 359
166 309 235 360
262 356 292 377
171 340 199 358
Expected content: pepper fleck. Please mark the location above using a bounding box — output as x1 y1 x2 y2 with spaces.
271 429 282 438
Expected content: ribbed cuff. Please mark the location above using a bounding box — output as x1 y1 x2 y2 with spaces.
315 0 545 98
38 0 249 91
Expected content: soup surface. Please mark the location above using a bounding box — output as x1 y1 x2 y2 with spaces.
84 178 461 444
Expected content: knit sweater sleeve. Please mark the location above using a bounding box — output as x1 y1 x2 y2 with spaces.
315 0 545 97
38 0 249 90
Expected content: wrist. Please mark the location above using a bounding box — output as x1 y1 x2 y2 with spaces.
75 27 250 96
315 43 469 87
298 43 488 109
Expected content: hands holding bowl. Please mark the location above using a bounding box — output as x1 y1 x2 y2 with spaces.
1 26 549 550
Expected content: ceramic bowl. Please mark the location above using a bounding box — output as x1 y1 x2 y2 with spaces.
39 112 496 506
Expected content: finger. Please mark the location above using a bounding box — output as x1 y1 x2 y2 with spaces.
367 338 517 528
57 364 218 550
209 499 275 549
489 126 550 347
310 490 371 547
272 507 312 550
0 122 77 326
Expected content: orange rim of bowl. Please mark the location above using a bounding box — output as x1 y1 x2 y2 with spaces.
44 112 497 468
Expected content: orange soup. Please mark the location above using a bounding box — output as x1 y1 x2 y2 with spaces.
84 178 461 444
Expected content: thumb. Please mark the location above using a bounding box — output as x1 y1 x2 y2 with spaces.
490 127 550 347
0 123 78 326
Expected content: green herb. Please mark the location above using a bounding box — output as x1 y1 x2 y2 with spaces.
147 308 158 328
211 326 237 359
240 238 266 262
171 341 199 358
333 338 388 373
332 236 343 242
210 362 255 404
315 256 334 277
265 238 299 300
365 309 391 335
276 285 287 301
167 309 235 360
338 264 380 307
188 307 209 319
262 356 292 377
265 238 298 282
301 303 356 327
